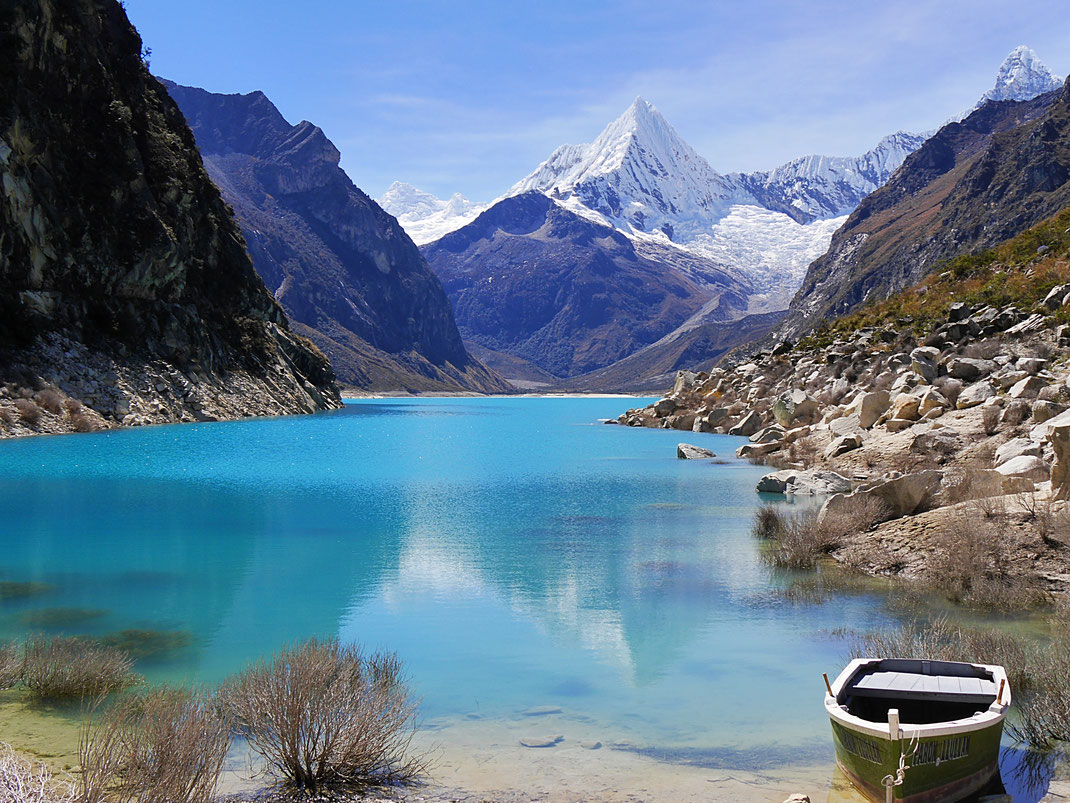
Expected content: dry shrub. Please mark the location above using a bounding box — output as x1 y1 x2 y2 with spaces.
963 340 1002 360
1034 499 1070 546
70 413 96 433
752 505 786 540
0 643 19 691
755 508 838 569
221 639 427 793
982 404 1001 435
34 390 64 415
79 687 229 803
0 408 13 426
787 436 819 468
850 617 1031 691
929 513 1050 610
852 617 1070 750
0 742 76 803
62 398 82 415
933 377 963 406
21 636 139 700
13 399 41 427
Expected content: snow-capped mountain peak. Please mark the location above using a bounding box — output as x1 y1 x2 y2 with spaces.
510 97 734 240
973 46 1064 109
377 181 489 245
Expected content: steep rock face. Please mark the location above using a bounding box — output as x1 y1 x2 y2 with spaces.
780 84 1067 338
423 192 750 378
165 82 507 393
0 0 340 432
973 46 1064 109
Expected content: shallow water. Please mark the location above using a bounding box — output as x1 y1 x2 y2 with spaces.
0 398 1054 800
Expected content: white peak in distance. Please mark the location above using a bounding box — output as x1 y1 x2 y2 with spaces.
510 97 735 241
972 46 1064 111
378 181 488 245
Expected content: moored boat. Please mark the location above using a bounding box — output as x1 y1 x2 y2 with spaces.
825 658 1010 803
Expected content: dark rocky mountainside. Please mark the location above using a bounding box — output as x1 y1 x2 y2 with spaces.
0 0 339 435
165 82 508 394
780 81 1070 339
422 192 751 379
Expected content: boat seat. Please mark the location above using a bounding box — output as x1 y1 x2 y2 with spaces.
849 671 998 704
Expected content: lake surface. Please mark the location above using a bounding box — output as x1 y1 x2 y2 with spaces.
0 398 1053 800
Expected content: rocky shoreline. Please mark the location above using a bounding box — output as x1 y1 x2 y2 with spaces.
618 297 1070 596
0 329 341 438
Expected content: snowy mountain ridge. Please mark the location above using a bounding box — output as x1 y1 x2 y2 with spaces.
509 97 738 242
975 45 1063 108
379 181 489 245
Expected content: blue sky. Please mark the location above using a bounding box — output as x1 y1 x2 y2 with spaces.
126 0 1069 203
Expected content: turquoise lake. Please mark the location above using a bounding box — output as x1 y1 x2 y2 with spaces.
0 397 1053 799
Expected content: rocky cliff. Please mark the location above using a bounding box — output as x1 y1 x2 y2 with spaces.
165 82 508 394
0 0 341 435
780 81 1069 339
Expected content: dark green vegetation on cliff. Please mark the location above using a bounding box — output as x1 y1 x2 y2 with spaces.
0 0 340 432
781 78 1070 339
802 202 1070 347
165 82 508 394
422 192 750 380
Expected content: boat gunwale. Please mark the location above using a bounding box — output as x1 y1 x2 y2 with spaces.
825 657 1011 740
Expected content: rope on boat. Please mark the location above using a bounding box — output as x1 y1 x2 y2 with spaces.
881 728 919 803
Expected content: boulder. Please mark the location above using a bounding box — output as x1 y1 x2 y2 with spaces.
948 302 972 321
957 382 996 409
783 425 811 444
677 443 715 460
1007 313 1047 335
782 796 811 803
829 414 863 437
1043 284 1069 310
994 369 1029 390
946 357 997 380
751 425 786 444
995 455 1049 481
917 388 949 416
1031 408 1070 442
673 370 699 395
1050 425 1070 501
653 397 677 417
737 442 780 459
886 417 916 433
1033 400 1066 424
756 469 853 496
910 348 939 382
1009 376 1046 400
943 468 1034 502
852 390 890 429
1016 357 1048 374
772 389 819 428
728 410 762 437
520 735 563 748
704 408 730 427
824 470 942 519
824 433 863 459
995 438 1042 466
891 393 922 421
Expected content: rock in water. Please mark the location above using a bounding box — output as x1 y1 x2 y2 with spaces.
520 705 563 717
678 443 715 459
0 0 340 429
520 735 563 748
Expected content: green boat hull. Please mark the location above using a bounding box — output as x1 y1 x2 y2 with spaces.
830 719 1004 803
